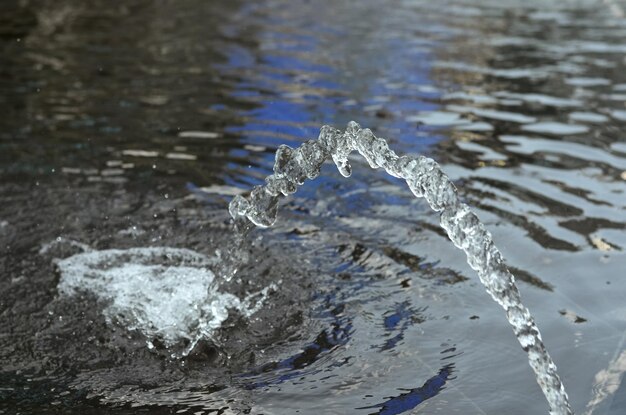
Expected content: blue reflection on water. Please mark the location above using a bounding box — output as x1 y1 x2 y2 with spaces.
212 4 455 410
379 302 426 352
357 364 455 415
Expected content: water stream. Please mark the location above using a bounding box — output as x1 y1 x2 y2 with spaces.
229 121 573 414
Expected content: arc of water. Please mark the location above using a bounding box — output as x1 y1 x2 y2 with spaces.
228 121 573 415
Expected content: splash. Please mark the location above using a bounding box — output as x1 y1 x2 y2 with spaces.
57 247 274 357
229 121 573 415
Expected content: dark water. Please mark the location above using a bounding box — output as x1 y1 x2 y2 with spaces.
1 0 626 414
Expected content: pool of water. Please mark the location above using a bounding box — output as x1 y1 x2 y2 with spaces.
1 0 625 414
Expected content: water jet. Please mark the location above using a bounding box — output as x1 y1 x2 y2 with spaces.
229 121 573 415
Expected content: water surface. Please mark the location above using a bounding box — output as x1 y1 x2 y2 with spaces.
1 0 625 414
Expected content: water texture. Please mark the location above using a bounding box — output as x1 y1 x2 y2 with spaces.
1 0 625 414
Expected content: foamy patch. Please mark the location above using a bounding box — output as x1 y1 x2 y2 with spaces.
57 247 273 356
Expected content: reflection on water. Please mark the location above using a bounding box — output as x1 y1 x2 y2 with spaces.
356 363 455 415
1 0 625 414
585 345 626 414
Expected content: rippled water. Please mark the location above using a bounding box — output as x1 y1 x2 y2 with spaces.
1 0 625 414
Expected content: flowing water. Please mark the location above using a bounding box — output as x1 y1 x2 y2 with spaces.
228 120 573 414
1 0 626 414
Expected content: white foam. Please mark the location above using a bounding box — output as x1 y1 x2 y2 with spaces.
40 237 91 254
57 247 271 355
